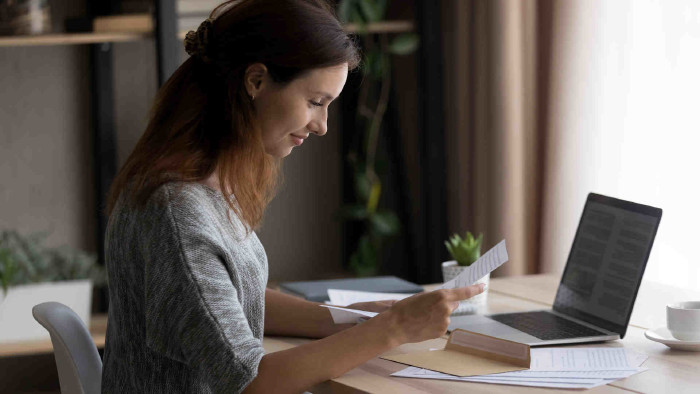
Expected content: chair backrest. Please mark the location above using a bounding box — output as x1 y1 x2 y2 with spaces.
32 302 102 394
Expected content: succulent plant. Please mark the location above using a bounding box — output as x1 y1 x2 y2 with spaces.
445 232 483 266
0 230 105 295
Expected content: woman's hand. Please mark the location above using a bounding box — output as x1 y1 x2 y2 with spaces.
380 284 485 345
346 300 398 313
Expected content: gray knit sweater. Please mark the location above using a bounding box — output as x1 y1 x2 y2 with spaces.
101 182 267 393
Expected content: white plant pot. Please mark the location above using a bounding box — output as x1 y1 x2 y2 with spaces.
0 279 92 343
441 261 489 315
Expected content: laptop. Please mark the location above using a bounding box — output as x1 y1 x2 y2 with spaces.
448 192 662 346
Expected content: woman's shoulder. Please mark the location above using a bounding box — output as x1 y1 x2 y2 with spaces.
142 181 229 222
148 181 221 208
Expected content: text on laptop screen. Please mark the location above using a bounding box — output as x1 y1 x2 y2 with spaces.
553 200 660 326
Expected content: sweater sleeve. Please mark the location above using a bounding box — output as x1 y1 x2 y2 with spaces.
139 186 264 393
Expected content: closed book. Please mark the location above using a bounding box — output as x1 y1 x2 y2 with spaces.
279 276 423 302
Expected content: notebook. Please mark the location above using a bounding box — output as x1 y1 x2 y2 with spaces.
279 276 423 302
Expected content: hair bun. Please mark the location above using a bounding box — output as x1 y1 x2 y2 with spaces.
184 18 215 63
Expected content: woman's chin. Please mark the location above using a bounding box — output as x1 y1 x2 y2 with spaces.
265 146 294 158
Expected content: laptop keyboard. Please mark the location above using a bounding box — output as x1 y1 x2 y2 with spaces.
489 311 610 340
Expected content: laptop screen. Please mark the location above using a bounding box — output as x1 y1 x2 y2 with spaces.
553 193 662 337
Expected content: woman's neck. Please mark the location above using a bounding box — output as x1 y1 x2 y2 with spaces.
199 170 221 192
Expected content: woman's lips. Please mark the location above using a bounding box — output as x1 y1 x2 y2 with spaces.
291 134 306 146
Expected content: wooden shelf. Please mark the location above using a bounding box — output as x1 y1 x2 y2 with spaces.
0 32 151 47
0 314 107 358
0 19 414 48
176 20 415 39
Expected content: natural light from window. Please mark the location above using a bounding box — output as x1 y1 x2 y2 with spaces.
544 0 700 291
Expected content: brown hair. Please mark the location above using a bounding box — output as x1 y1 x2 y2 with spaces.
106 0 360 231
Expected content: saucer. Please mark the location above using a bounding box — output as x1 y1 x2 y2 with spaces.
644 327 700 351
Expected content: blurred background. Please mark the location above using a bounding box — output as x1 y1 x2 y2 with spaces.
1 0 699 391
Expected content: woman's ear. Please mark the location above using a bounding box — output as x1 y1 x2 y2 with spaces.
244 63 268 99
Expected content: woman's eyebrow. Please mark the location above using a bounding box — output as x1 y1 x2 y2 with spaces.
311 91 336 101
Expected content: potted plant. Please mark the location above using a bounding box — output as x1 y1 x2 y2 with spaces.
443 232 489 314
0 230 105 343
336 0 419 276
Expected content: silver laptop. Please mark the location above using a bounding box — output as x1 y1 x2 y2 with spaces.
449 193 663 346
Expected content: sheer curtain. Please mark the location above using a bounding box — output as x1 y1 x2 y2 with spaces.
442 0 554 276
543 0 700 290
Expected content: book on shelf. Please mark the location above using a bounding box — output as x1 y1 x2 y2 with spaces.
93 14 153 33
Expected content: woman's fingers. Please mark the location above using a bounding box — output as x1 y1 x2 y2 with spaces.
446 283 485 301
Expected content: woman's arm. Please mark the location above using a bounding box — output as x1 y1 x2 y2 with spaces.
246 285 484 393
264 288 354 338
264 289 399 338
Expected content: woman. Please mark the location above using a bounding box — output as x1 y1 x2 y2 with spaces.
101 0 484 392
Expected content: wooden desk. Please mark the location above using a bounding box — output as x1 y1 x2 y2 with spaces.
266 275 700 393
3 275 698 393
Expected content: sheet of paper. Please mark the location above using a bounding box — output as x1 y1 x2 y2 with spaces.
485 369 647 379
529 347 632 371
440 239 509 289
393 366 647 379
320 305 377 324
391 366 647 389
391 367 610 389
326 289 413 306
626 348 648 367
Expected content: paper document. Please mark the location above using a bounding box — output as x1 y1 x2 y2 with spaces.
320 305 377 324
440 240 509 289
391 347 648 389
392 366 647 389
327 289 413 306
530 347 631 371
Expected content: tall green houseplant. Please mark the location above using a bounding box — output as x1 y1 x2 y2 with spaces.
337 0 419 276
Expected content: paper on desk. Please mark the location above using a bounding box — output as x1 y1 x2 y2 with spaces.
393 366 647 379
391 347 649 389
440 239 509 289
326 289 413 306
529 347 632 371
320 305 377 324
391 367 630 389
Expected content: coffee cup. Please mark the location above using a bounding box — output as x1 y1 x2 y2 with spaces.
667 301 700 341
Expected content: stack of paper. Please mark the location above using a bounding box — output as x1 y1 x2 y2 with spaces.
391 347 648 389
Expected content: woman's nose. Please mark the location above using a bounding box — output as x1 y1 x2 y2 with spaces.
309 117 327 136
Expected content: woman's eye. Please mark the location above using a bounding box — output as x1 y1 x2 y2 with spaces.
310 100 323 107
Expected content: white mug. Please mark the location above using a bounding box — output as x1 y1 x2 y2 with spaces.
667 301 700 341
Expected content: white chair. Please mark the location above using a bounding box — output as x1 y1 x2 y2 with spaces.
32 302 102 394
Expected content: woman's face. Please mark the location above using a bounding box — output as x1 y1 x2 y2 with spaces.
248 63 349 158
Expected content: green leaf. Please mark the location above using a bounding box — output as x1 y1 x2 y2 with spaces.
358 0 381 22
375 0 388 18
339 204 369 220
366 181 381 214
444 231 483 266
349 5 366 26
337 0 355 23
389 33 420 55
370 210 400 236
354 171 372 201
